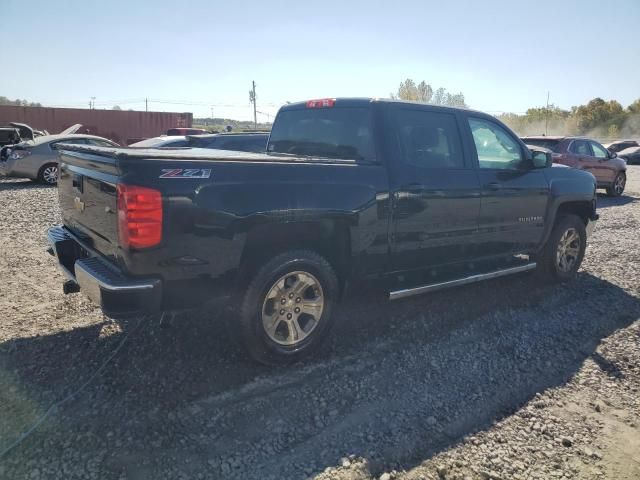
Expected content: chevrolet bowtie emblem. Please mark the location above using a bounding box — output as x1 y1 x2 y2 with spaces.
74 196 85 212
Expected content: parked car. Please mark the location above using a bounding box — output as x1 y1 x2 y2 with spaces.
187 132 269 153
603 139 639 153
0 122 48 147
0 124 118 184
616 145 640 165
129 136 189 148
522 136 627 196
166 127 208 136
48 98 598 364
0 127 22 147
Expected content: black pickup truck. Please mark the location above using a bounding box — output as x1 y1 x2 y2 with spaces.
48 98 598 364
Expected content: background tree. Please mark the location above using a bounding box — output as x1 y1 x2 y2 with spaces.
0 96 41 107
392 79 466 107
627 98 640 114
417 81 433 103
112 105 122 110
499 97 640 138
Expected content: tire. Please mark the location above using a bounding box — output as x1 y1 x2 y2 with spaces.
37 163 59 185
606 172 626 197
536 214 586 282
235 250 339 365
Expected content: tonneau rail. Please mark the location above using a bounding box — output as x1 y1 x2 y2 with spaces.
54 143 360 164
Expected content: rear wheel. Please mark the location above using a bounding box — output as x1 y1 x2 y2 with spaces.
235 250 339 365
37 163 58 185
606 172 626 197
536 214 586 282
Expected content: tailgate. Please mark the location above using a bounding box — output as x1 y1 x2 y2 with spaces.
57 148 120 258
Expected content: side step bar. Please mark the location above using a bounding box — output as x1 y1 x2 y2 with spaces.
389 263 537 300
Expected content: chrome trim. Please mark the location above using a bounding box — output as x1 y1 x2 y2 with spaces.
75 260 157 292
47 226 159 302
389 263 537 300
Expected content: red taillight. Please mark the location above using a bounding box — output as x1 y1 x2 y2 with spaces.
117 184 162 249
306 98 335 108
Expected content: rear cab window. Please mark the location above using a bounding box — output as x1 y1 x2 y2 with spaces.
268 102 375 162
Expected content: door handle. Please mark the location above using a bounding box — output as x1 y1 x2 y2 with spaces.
485 182 502 190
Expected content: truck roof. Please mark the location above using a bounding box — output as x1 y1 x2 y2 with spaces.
279 97 479 115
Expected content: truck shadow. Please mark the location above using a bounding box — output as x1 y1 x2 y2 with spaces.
1 271 638 479
596 192 638 208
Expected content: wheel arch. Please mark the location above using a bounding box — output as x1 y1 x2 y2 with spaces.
238 219 351 290
538 199 595 253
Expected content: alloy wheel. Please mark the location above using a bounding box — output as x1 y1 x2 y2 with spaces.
261 271 324 346
556 228 581 273
42 166 58 184
614 174 626 195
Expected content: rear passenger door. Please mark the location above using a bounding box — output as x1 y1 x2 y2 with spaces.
465 116 549 256
388 105 482 271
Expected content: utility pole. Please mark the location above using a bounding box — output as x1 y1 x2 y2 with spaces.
249 81 257 129
145 98 148 112
90 96 96 110
544 91 550 136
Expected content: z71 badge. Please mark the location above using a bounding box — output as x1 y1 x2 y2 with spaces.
159 168 211 179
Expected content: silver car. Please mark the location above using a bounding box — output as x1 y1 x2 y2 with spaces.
129 135 188 148
0 124 118 185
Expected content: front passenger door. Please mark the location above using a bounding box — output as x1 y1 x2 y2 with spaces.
589 141 616 184
466 117 549 256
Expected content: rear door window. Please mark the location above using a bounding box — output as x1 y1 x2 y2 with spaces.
50 138 88 150
393 108 465 168
268 107 375 161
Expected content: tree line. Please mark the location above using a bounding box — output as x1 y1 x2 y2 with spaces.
498 98 640 139
393 80 640 139
0 96 43 108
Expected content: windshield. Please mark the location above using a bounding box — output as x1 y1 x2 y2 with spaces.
268 107 375 161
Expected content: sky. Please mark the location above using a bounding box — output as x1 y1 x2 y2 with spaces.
3 0 639 122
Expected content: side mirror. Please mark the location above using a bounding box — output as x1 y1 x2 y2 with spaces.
609 151 617 159
532 150 552 168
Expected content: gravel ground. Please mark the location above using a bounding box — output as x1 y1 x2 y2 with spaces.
0 168 639 480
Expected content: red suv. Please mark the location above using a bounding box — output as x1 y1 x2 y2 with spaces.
522 136 627 196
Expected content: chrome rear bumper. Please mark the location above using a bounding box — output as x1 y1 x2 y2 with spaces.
47 225 161 318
